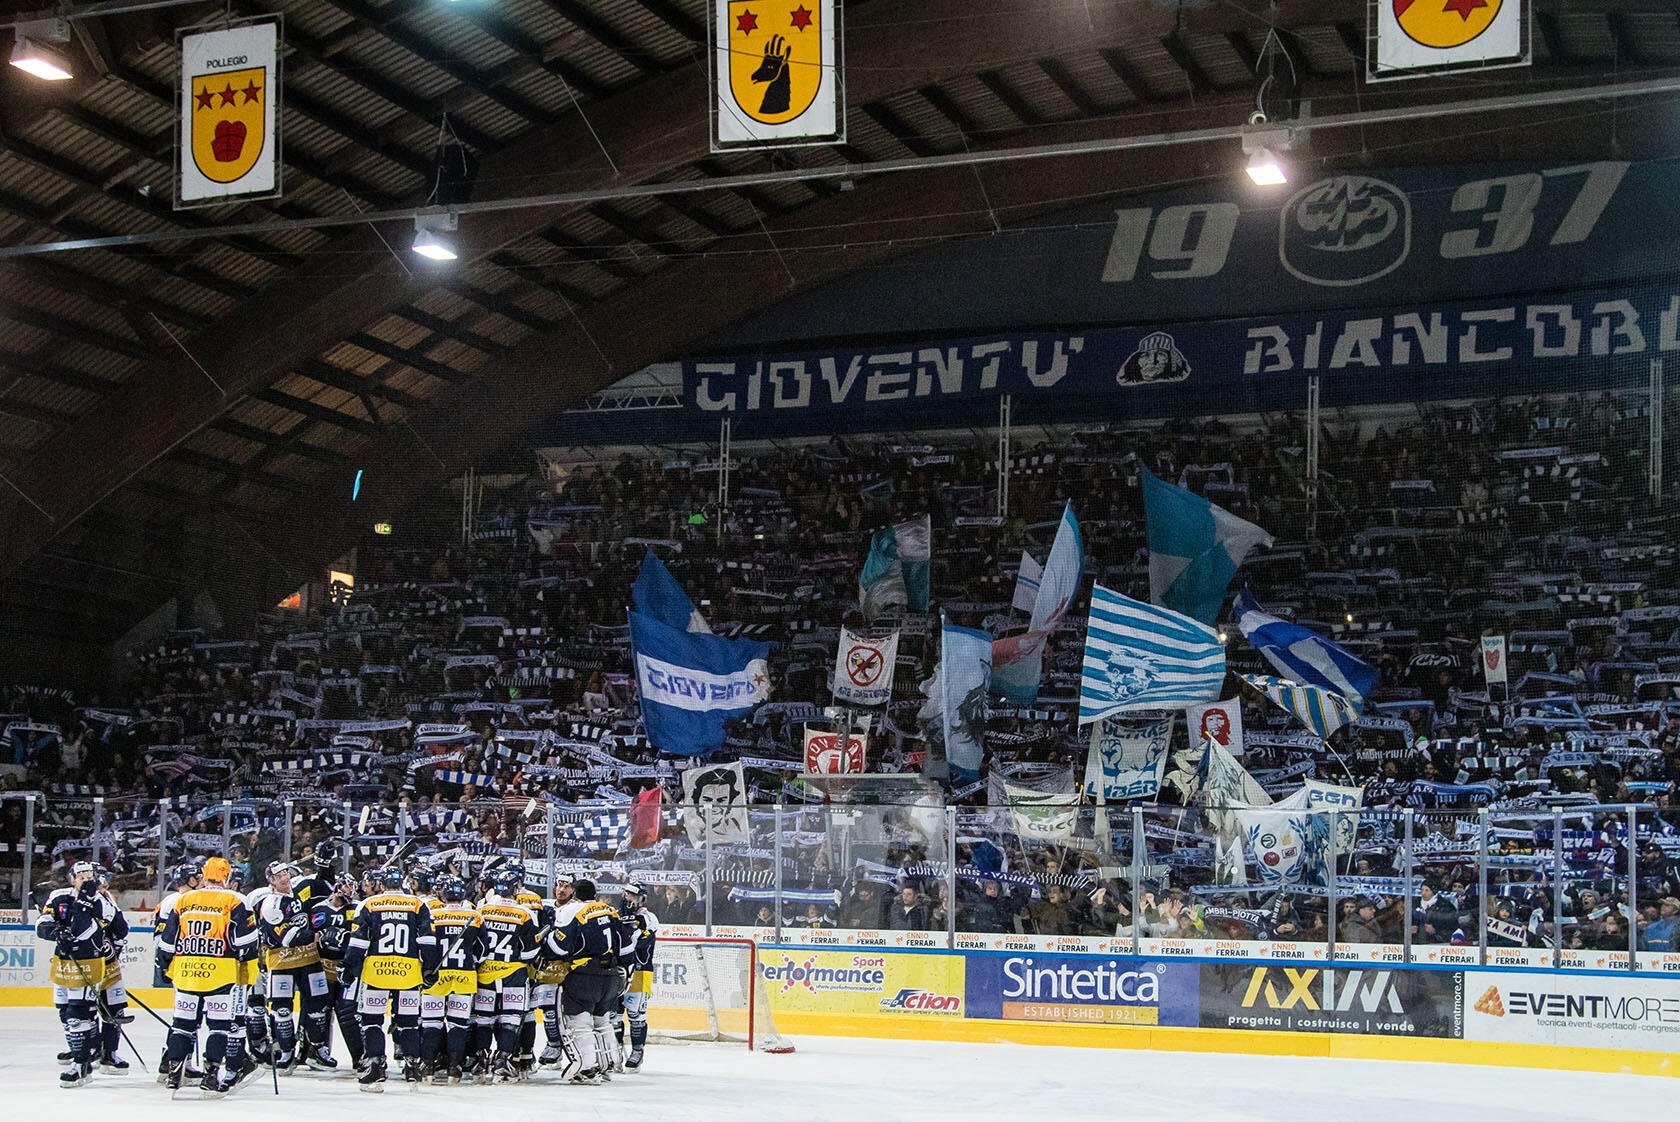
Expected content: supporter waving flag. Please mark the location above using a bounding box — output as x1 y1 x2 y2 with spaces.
1142 466 1273 625
1234 589 1379 701
629 610 771 756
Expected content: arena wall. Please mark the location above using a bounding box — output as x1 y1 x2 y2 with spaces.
5 920 1675 1078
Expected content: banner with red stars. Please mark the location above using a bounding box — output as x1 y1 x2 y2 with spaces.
1368 0 1529 81
177 18 281 207
710 0 843 150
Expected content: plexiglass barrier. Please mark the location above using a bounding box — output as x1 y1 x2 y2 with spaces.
7 793 1673 971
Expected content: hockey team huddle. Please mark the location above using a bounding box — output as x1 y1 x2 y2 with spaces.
34 845 660 1095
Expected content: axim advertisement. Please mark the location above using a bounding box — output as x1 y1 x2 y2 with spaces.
1199 964 1464 1037
964 955 1198 1027
1464 971 1680 1050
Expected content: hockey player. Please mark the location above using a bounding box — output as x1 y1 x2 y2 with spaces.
91 869 133 1075
342 865 438 1091
240 862 281 1065
254 861 335 1071
617 882 659 1071
291 841 341 912
35 861 115 1087
421 874 481 1085
471 867 538 1083
515 883 553 1074
155 856 260 1096
544 877 624 1085
308 872 362 1069
152 862 205 1083
533 873 573 1069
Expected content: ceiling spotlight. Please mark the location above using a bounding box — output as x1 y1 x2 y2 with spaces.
1246 146 1287 186
411 208 458 261
10 21 74 81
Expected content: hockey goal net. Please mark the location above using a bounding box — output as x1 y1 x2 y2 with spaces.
647 936 795 1053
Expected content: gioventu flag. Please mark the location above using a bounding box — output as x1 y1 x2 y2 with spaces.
632 549 710 633
859 515 931 619
993 502 1081 704
1079 585 1225 724
1234 589 1379 701
630 610 770 757
1142 467 1273 625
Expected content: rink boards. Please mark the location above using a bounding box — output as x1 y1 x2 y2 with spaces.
1 921 1676 1077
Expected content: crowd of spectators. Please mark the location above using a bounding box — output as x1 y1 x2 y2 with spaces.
2 388 1680 959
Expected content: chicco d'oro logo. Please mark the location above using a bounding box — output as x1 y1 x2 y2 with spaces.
1279 175 1411 288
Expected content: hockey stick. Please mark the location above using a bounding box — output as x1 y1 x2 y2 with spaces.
264 1009 281 1095
128 981 201 1070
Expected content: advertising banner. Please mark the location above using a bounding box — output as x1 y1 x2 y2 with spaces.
759 949 966 1019
1199 963 1463 1037
965 954 1199 1027
1464 971 1680 1050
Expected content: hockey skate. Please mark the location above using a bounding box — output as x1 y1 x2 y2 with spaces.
99 1052 130 1075
404 1059 425 1086
304 1043 338 1071
357 1057 387 1093
625 1046 644 1071
491 1053 517 1084
568 1066 603 1086
162 1059 185 1092
539 1043 563 1066
58 1059 91 1089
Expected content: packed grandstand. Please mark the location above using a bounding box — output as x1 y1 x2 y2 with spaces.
2 386 1677 967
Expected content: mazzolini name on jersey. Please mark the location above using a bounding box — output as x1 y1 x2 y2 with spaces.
683 280 1680 419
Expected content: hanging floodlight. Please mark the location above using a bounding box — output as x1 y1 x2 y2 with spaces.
411 208 458 261
1245 144 1287 186
9 21 74 81
1242 27 1301 187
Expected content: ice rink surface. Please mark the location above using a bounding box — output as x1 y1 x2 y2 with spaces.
0 1006 1670 1122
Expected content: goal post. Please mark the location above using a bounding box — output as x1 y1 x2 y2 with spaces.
647 935 795 1053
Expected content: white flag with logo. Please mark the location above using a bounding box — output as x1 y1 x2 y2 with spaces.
1011 551 1043 613
1480 634 1509 686
1370 0 1529 81
1186 698 1244 757
833 627 898 707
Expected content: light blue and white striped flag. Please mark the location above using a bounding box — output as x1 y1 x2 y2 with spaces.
1240 673 1362 738
1079 584 1226 725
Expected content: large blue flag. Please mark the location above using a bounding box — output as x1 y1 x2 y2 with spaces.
1142 467 1273 625
1234 590 1379 701
1079 585 1226 724
629 610 770 756
993 501 1081 703
633 549 710 633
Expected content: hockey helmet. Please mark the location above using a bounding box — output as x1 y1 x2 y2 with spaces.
437 875 468 903
408 866 436 895
623 882 648 904
376 866 406 892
